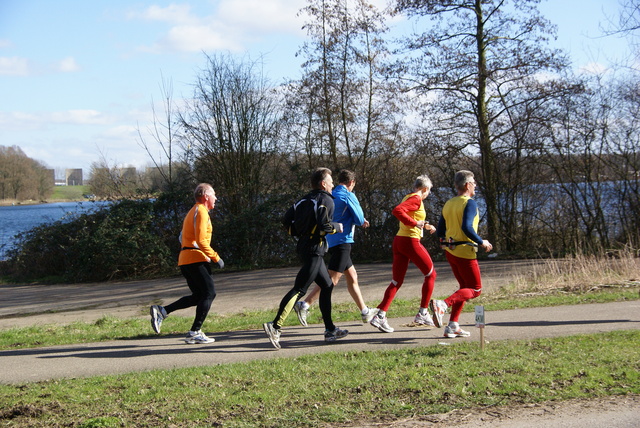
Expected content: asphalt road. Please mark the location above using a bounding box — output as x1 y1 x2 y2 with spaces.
0 260 540 326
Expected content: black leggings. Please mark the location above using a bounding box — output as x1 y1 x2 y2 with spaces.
273 253 335 331
165 262 216 332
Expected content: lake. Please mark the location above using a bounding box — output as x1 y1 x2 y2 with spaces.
0 201 109 260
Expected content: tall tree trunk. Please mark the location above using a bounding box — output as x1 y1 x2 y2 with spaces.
475 0 499 245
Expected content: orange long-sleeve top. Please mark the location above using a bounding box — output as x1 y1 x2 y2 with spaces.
178 203 220 266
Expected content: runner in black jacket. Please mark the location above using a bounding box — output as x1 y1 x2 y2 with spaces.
263 167 349 349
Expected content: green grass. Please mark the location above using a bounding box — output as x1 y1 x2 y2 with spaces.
50 185 91 201
0 287 637 350
0 330 638 427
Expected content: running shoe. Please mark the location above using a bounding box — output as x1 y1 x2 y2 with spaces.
293 301 309 327
324 327 349 342
150 305 167 334
361 307 379 323
184 330 215 344
429 299 448 328
263 322 281 349
444 324 471 338
370 313 394 333
414 312 435 327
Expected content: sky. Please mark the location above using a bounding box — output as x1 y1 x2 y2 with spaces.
0 0 633 178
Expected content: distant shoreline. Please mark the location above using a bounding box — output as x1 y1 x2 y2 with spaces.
0 199 92 207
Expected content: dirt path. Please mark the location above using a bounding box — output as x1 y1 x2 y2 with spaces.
349 394 640 427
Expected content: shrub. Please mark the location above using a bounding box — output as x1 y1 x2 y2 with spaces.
2 200 175 283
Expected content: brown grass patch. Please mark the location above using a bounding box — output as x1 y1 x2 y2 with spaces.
508 248 640 294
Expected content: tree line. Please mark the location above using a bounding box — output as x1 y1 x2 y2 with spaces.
0 146 53 201
148 0 637 259
2 0 638 283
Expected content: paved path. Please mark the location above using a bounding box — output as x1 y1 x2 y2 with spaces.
0 301 638 384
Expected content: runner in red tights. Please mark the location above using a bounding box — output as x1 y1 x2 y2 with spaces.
369 174 438 333
431 170 493 338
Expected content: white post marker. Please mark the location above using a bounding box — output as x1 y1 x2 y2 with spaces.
475 305 485 350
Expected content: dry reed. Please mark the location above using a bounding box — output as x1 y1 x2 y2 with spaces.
507 247 640 295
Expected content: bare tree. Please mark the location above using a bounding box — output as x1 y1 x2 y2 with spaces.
0 146 52 201
136 74 190 193
293 0 404 167
393 0 569 248
178 53 284 217
288 0 412 237
603 0 640 37
87 151 143 200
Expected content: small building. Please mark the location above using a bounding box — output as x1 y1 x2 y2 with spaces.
66 169 83 186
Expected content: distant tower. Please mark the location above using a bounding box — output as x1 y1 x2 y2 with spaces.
66 169 83 186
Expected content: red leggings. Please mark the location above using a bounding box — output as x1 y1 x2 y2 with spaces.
444 251 482 322
378 236 436 312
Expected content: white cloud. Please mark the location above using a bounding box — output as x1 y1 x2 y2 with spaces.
130 0 307 54
0 110 112 129
0 39 12 48
0 56 30 76
102 124 138 138
55 57 80 73
0 112 39 130
0 56 80 76
578 62 610 75
217 0 306 35
50 110 111 125
130 4 195 24
161 25 243 52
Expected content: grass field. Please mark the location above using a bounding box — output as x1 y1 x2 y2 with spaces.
0 329 637 427
49 185 92 201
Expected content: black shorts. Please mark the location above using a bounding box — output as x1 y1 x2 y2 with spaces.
327 243 353 273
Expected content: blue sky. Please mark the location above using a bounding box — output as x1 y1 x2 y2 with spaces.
0 0 633 178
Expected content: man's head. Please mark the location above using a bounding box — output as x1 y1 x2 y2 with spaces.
338 169 356 191
311 167 334 192
414 174 432 192
194 183 217 209
454 170 476 195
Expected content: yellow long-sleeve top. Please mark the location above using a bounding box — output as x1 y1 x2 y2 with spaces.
392 193 426 239
178 203 220 266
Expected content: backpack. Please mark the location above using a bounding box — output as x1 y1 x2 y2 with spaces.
284 196 318 237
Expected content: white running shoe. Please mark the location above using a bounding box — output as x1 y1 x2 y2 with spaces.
444 324 471 338
184 330 215 344
414 312 435 327
150 305 167 334
361 307 379 323
263 322 281 349
293 301 309 327
429 299 448 328
370 313 394 333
